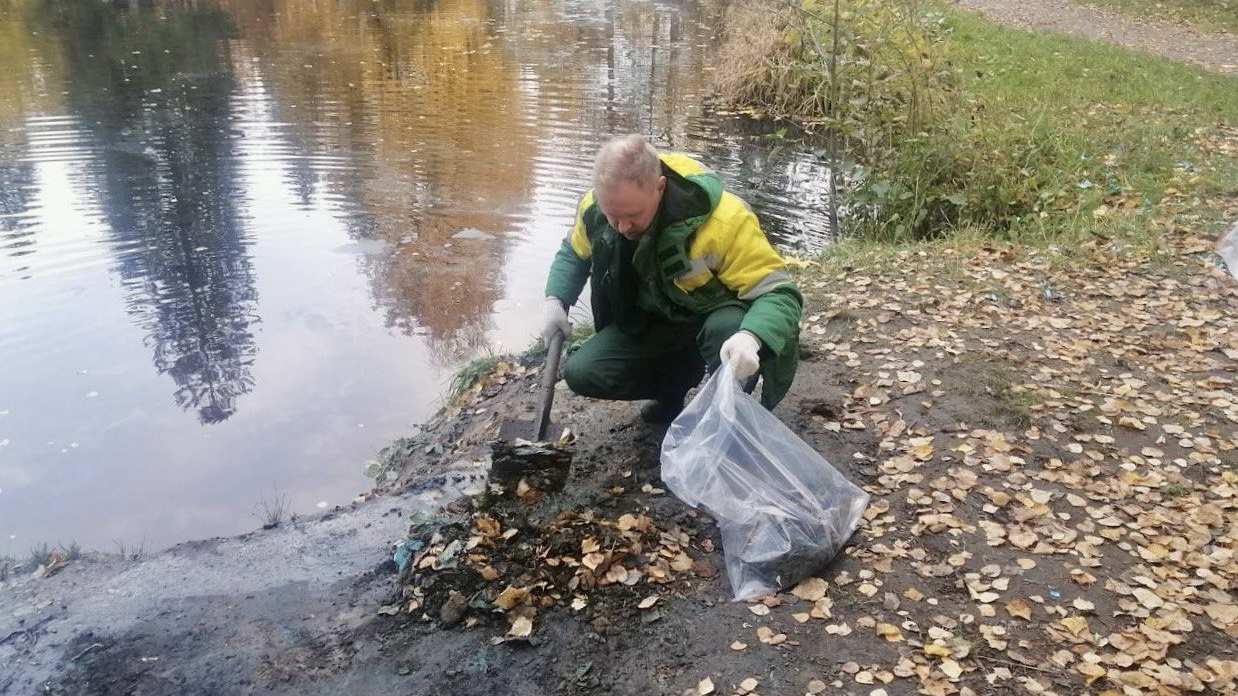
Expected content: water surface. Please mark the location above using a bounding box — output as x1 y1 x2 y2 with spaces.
0 0 835 553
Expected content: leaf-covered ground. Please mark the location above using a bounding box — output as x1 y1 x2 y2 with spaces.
779 223 1237 695
367 216 1236 696
14 218 1233 696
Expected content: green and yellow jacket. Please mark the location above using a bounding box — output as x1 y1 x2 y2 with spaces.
545 153 802 406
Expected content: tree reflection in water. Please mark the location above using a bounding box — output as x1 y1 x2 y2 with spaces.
41 0 258 424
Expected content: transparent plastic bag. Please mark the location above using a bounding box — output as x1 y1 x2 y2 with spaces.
660 363 870 601
1218 222 1238 281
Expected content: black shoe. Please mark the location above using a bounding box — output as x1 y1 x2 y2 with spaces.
639 396 684 425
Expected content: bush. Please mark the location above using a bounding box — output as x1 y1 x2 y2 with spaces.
712 0 965 240
712 0 956 145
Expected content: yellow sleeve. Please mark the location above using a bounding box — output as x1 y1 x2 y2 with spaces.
568 191 595 259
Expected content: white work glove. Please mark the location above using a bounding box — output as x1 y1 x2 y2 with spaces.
540 296 570 345
719 330 762 381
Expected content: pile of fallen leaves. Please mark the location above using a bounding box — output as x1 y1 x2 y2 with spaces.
390 506 718 641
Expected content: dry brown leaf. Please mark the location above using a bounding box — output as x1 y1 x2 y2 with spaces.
1073 598 1096 612
757 626 787 645
638 595 659 610
730 641 748 651
1205 603 1238 627
494 585 531 611
697 677 715 695
748 604 770 617
604 564 629 584
739 678 759 693
940 658 963 679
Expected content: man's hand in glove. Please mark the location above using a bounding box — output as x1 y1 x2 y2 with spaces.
540 297 570 344
719 330 761 380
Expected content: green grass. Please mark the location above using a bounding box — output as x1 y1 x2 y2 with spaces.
853 8 1238 243
1074 0 1238 33
448 353 505 401
28 542 53 568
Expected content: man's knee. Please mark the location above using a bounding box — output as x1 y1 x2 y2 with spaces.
563 351 605 398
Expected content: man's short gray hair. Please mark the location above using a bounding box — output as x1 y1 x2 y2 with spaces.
593 134 661 191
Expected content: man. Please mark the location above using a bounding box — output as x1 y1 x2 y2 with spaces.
540 134 801 423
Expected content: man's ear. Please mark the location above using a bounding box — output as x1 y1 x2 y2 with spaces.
657 175 667 194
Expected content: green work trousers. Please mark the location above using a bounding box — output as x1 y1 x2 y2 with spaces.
563 306 745 402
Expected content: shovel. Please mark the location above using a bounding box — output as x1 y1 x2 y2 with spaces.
488 331 573 499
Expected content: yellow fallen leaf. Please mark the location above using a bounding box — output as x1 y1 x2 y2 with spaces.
910 437 935 460
698 677 715 695
1006 598 1033 620
925 643 953 657
876 623 903 642
791 577 829 601
1061 616 1090 637
739 678 759 692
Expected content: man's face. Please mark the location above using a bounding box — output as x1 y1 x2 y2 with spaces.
596 176 666 241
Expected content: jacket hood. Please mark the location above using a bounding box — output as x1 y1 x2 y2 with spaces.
658 153 722 225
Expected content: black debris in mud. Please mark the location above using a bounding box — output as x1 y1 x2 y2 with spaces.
390 501 721 640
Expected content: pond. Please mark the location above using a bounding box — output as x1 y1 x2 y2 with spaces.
0 0 835 554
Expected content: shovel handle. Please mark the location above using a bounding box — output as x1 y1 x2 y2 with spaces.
535 330 565 441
